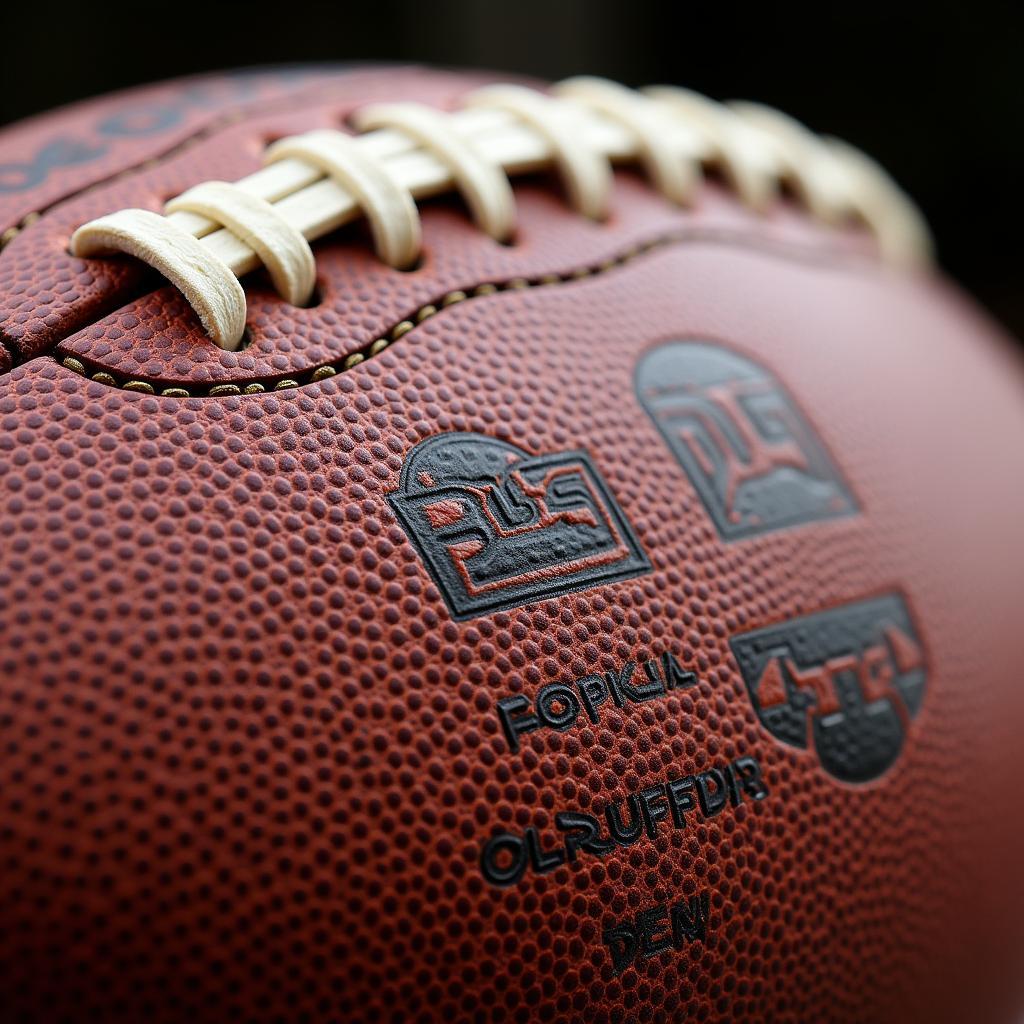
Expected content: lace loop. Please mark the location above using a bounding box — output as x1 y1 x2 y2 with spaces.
266 130 421 269
351 102 516 243
467 84 612 220
641 86 777 211
822 136 933 267
71 208 247 350
728 101 851 223
165 181 317 306
554 76 702 206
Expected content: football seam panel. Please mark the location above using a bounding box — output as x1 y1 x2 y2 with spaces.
52 226 886 398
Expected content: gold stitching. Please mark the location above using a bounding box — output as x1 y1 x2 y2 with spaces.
53 227 875 398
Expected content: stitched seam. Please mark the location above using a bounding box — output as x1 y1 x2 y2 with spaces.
53 226 881 398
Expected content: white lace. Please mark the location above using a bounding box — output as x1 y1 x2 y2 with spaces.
70 76 931 351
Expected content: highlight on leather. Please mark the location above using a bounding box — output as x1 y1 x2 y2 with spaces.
69 76 933 351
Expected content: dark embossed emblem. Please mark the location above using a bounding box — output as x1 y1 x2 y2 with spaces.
636 340 857 539
389 433 650 619
730 594 927 782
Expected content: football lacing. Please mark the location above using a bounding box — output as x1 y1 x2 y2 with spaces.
70 76 932 352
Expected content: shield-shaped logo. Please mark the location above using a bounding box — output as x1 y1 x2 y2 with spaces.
636 341 857 539
389 433 651 620
729 594 927 782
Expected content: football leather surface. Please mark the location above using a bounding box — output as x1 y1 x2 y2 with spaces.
1 65 1023 1024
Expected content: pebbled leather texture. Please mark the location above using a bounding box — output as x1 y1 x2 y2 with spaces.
1 66 1024 1024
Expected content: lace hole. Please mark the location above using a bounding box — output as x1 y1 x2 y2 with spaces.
396 251 426 273
300 284 323 308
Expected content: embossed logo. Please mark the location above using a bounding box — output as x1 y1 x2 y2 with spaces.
635 340 857 539
730 594 927 782
389 432 650 619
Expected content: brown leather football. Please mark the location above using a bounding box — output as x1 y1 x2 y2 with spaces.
1 65 1023 1024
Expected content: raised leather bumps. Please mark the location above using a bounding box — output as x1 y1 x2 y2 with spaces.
0 65 1023 1024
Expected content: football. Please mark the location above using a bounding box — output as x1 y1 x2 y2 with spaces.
1 65 1022 1023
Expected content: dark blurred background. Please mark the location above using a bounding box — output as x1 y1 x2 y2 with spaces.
2 0 1021 339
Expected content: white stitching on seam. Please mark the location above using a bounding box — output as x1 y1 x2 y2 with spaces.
69 76 933 352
